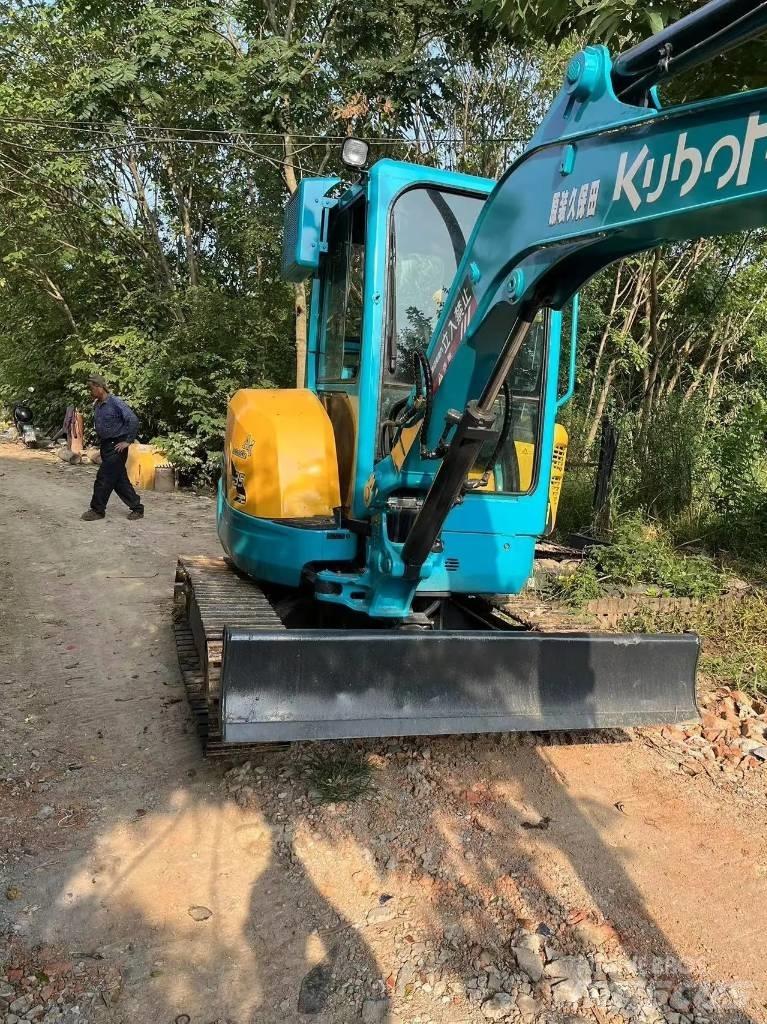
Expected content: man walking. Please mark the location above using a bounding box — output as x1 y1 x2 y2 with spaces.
81 374 145 521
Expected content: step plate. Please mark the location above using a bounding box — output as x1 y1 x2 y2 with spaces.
221 628 700 743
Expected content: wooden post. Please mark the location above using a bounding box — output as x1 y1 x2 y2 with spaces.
592 417 618 539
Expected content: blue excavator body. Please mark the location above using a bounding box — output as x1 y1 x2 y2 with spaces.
176 0 767 745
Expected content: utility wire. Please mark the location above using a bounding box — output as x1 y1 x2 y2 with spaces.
0 114 527 146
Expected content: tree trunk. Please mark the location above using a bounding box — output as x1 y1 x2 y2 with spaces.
585 264 622 420
126 155 175 294
281 127 308 386
40 272 78 334
294 282 307 388
585 357 617 449
682 333 718 403
707 337 728 402
164 157 200 287
638 248 661 444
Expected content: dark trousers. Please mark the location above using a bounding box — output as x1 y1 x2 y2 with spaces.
91 440 144 515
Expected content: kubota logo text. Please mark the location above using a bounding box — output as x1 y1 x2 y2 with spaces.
614 111 767 212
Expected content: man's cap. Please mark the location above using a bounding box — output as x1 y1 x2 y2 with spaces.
87 373 108 389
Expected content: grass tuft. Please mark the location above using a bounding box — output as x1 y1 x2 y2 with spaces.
302 747 374 803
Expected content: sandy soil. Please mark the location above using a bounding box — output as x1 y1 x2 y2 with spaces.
0 442 765 1024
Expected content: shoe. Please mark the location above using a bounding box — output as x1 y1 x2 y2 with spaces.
81 509 105 521
127 509 144 521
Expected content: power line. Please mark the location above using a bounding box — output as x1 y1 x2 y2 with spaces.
0 114 527 146
0 135 318 157
0 136 332 184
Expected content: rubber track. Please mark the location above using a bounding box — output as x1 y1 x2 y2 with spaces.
174 556 287 757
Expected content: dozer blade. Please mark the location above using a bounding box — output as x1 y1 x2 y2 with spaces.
220 628 699 743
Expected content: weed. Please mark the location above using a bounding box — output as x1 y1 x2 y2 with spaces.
549 563 602 605
597 516 725 598
554 514 727 605
303 746 374 803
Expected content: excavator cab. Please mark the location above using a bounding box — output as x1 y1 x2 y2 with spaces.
220 161 572 618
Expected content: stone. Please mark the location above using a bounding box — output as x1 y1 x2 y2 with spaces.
26 1005 45 1020
487 968 502 990
367 904 396 926
481 992 515 1019
298 961 335 1014
515 993 539 1020
36 805 54 820
741 719 766 740
739 738 764 753
40 961 71 978
395 962 416 997
187 905 212 921
751 746 767 761
361 998 389 1022
668 988 691 1013
9 995 32 1014
515 933 543 953
573 919 619 949
513 945 545 983
545 955 592 1004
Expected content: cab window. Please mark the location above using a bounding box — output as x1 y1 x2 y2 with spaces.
386 187 485 392
319 201 365 382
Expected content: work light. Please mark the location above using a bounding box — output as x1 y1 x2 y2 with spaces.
341 137 369 170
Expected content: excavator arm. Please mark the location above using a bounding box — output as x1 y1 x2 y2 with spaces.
371 0 767 580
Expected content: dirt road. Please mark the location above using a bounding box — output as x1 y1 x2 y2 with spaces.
0 443 765 1024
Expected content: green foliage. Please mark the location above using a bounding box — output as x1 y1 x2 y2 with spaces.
616 398 709 520
597 516 725 598
0 0 508 477
479 0 686 47
553 465 594 538
4 0 767 576
549 562 602 606
555 515 727 605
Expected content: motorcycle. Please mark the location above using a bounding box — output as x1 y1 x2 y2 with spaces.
13 387 38 448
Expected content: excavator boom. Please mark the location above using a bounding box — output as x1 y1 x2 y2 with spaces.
382 18 767 588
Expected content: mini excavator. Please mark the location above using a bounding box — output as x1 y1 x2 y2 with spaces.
176 0 767 749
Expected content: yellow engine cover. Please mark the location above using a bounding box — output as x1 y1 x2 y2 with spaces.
224 389 341 519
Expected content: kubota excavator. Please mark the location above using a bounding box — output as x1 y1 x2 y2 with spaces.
175 0 767 751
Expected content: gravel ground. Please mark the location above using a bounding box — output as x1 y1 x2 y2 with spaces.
0 442 765 1024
